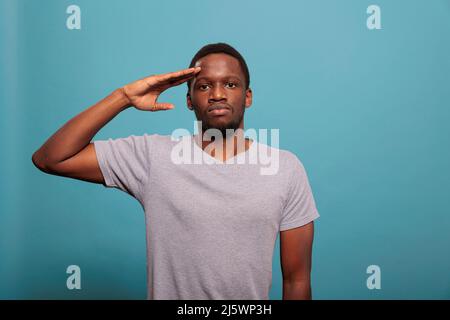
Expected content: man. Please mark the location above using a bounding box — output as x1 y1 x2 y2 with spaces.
32 43 320 300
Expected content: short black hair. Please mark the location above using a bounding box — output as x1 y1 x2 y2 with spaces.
187 42 250 91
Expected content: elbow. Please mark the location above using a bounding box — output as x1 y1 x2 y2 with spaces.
32 151 51 173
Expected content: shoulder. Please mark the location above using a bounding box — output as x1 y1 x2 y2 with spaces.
255 140 305 172
95 133 175 153
142 133 172 143
118 133 175 146
143 133 182 149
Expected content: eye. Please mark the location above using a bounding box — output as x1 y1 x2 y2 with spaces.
226 82 237 88
198 84 210 90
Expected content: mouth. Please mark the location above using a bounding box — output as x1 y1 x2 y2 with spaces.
207 104 231 116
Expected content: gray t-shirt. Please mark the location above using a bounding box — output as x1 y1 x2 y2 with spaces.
93 133 320 300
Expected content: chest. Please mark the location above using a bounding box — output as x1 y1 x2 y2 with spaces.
145 163 286 230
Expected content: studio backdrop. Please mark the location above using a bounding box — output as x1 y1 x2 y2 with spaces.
1 0 449 299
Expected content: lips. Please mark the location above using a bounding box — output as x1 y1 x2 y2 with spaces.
207 104 231 113
207 104 231 117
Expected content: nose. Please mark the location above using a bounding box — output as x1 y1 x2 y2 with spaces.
209 84 226 102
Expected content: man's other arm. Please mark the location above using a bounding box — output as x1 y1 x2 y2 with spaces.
280 221 315 300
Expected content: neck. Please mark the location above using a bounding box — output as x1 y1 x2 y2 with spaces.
195 123 251 161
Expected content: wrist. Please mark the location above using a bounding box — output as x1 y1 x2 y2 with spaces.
113 87 132 111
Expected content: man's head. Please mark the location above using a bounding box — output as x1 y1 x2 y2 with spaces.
186 43 252 137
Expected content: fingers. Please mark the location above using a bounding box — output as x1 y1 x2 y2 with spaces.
150 66 201 84
148 102 175 111
169 76 193 87
162 66 201 81
136 67 201 111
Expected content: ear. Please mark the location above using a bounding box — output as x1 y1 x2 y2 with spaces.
186 92 193 110
245 88 253 109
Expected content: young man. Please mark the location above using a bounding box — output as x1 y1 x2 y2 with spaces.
32 43 320 300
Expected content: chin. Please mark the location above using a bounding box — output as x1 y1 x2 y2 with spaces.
204 119 233 130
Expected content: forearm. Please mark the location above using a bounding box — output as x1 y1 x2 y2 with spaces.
282 280 312 300
32 88 130 167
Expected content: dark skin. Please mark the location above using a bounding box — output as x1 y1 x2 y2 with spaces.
187 53 253 161
32 53 315 299
280 222 315 299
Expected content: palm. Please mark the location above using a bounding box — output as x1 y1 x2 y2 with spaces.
123 67 201 111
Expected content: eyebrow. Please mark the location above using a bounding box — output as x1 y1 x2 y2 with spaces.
194 75 242 82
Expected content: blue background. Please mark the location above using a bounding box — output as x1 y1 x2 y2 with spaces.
1 0 449 299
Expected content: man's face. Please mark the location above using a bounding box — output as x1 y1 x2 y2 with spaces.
187 53 252 135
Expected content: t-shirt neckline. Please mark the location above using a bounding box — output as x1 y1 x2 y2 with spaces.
191 134 256 164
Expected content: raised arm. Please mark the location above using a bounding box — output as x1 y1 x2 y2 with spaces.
31 67 201 184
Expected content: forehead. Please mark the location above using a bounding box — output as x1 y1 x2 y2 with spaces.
194 53 244 80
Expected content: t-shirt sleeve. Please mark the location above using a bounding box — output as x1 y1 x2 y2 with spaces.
93 134 150 203
280 155 320 231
